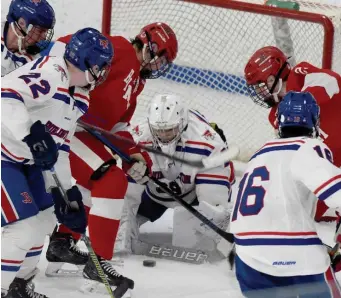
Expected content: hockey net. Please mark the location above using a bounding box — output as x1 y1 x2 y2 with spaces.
102 0 341 162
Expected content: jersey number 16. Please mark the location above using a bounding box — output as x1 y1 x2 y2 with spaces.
232 166 270 221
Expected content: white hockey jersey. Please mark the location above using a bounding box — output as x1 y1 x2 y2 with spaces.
1 55 90 190
230 137 341 276
129 110 235 209
1 22 35 76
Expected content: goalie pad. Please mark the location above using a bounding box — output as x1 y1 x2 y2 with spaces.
172 201 231 252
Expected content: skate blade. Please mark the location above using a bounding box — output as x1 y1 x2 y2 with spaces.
45 262 84 277
80 279 131 298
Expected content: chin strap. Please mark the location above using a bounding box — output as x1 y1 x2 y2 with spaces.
10 22 33 54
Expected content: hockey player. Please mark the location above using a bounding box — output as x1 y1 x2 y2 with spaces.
116 94 235 257
244 46 341 222
44 23 178 290
1 28 113 298
230 91 341 298
2 0 55 76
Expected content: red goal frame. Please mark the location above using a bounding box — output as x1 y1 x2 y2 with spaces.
101 0 335 69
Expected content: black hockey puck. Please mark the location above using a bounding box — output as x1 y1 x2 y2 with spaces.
143 259 156 267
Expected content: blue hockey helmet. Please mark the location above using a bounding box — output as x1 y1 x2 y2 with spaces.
64 28 114 89
6 0 55 54
277 91 320 138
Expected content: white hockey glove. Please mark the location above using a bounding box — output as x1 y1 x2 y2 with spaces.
127 153 152 184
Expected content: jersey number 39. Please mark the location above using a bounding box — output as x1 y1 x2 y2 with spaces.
232 166 270 221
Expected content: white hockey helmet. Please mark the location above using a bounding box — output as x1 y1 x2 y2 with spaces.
148 94 188 153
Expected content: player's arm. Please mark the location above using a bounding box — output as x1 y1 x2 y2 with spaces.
291 140 341 209
1 83 33 140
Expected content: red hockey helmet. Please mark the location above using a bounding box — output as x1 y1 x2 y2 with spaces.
136 22 178 79
244 46 291 108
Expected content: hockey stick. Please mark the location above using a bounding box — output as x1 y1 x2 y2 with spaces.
77 120 240 170
83 128 235 244
49 168 116 298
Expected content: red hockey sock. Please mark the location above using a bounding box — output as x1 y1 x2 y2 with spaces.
88 214 120 260
88 166 127 260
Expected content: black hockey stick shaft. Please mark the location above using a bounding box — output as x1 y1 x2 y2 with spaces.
77 121 239 170
84 127 234 244
49 168 115 298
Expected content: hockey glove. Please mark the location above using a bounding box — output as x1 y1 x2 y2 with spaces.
124 152 153 184
51 186 87 234
23 121 58 170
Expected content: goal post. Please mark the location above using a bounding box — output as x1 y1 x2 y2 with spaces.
101 0 341 162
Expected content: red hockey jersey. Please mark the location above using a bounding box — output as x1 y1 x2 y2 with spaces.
268 62 341 166
57 35 145 132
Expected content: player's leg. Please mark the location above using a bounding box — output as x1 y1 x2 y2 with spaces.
114 181 148 255
115 183 169 255
45 184 91 270
83 165 134 289
1 162 54 297
45 130 109 268
235 254 339 297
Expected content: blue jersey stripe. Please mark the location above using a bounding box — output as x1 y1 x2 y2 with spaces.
2 91 24 103
1 265 21 272
52 93 70 105
1 152 29 164
30 56 44 70
235 237 322 246
319 182 341 201
176 146 212 156
75 99 89 114
249 144 301 161
26 250 42 258
195 179 230 188
189 110 210 124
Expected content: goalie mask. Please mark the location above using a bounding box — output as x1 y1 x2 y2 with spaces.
244 46 291 108
148 94 188 156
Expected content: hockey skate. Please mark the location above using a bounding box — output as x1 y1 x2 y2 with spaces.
82 254 134 298
3 275 48 298
45 231 89 277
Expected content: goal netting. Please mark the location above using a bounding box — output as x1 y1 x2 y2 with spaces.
103 0 341 162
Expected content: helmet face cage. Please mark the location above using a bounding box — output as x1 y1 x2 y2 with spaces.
8 0 55 55
139 30 173 79
247 82 276 108
149 122 182 146
23 25 54 55
84 59 111 89
246 61 289 109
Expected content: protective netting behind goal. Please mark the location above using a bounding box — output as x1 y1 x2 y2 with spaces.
104 0 341 162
